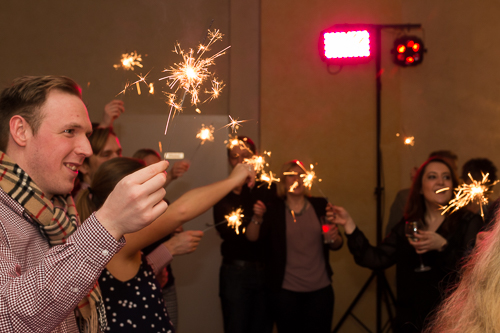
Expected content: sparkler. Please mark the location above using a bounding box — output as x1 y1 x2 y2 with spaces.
243 151 271 174
404 136 415 146
223 115 247 133
195 124 215 144
225 208 244 235
203 208 245 234
441 172 499 218
258 171 280 189
289 181 299 193
160 29 230 135
113 51 143 71
116 71 152 97
204 79 225 103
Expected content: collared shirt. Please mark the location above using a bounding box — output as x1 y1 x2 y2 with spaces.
0 188 125 333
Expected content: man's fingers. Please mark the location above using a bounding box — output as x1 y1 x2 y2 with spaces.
129 160 169 185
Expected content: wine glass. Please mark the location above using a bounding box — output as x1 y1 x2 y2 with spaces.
320 216 334 244
405 221 431 272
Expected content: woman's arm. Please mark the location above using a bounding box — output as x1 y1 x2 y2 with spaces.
328 205 397 269
118 163 255 258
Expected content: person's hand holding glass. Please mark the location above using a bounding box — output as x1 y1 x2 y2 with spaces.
405 221 432 272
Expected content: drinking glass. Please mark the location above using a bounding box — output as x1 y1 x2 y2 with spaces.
405 221 431 272
320 216 334 244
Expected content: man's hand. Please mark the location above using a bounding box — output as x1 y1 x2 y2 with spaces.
164 230 204 256
95 160 169 239
99 100 125 128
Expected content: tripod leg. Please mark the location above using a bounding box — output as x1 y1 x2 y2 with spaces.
332 271 376 333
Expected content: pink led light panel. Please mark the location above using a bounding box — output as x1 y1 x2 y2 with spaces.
323 30 371 59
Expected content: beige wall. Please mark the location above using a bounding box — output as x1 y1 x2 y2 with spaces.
2 1 500 332
260 0 500 332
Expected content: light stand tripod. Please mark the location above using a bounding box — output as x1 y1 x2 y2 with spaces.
331 23 421 333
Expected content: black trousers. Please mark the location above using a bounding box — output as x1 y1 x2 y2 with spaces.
271 285 334 333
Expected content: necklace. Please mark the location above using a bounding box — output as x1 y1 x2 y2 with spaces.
286 199 308 223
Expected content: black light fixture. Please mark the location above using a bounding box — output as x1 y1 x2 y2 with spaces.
391 35 426 67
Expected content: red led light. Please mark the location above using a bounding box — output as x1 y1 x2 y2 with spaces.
406 56 415 64
412 43 420 52
323 30 371 59
397 45 406 53
407 40 415 48
397 54 405 61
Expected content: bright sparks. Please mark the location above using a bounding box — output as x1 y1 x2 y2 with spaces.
195 124 215 144
441 172 499 218
204 79 225 102
161 29 230 135
225 208 244 235
114 51 143 71
259 171 280 189
289 181 299 192
116 71 152 97
223 115 248 133
404 136 415 146
298 163 322 191
244 152 271 174
160 29 229 106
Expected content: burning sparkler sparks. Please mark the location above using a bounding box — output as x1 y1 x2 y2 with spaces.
404 136 415 146
244 151 271 174
204 79 225 102
441 172 499 218
224 208 244 235
160 29 230 135
259 171 280 189
223 115 248 133
195 124 215 144
114 51 143 71
116 71 152 97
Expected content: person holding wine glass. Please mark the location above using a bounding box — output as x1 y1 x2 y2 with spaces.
327 157 483 333
246 160 343 333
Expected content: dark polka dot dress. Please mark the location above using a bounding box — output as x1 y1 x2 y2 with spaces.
98 254 175 332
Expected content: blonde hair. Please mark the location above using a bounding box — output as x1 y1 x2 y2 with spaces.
425 208 500 333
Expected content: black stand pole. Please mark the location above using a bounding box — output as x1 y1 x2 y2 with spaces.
332 23 421 333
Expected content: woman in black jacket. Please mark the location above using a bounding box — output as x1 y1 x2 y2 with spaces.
247 160 343 333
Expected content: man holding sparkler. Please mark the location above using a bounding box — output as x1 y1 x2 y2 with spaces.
0 76 169 333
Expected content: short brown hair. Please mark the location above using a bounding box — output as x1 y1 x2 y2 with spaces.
0 75 82 151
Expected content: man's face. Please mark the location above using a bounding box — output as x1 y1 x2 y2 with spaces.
228 143 253 168
87 134 122 180
24 90 93 198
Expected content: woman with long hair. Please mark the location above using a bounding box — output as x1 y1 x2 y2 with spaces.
328 157 483 332
246 160 343 333
77 157 254 332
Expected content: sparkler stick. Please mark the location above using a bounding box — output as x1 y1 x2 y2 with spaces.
203 208 245 234
441 172 499 219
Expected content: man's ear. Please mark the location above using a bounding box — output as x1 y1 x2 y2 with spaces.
9 116 32 147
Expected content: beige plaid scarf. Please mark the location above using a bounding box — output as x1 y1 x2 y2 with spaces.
0 152 106 333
